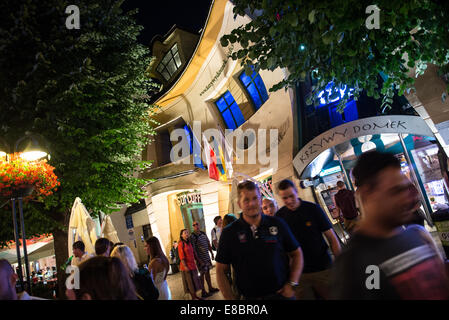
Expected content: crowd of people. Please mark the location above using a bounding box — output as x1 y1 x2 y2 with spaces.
1 151 449 300
215 151 449 300
64 235 173 300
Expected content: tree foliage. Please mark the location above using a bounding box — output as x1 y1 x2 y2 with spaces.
0 0 157 246
221 0 449 111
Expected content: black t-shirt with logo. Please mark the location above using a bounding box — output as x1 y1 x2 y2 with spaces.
276 200 333 273
331 226 449 299
216 214 299 298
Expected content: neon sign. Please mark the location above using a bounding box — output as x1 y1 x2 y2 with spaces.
317 82 354 106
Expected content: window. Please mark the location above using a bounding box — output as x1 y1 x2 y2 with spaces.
156 43 182 81
215 91 245 129
239 66 269 110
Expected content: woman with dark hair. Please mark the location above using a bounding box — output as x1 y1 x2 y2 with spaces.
144 237 172 300
75 256 138 300
178 229 203 300
222 214 237 227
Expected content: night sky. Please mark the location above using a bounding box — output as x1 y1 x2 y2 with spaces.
120 0 213 47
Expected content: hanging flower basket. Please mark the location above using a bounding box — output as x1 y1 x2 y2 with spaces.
0 153 60 200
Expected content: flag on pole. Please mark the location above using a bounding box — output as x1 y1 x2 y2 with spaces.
217 143 228 182
202 135 220 181
183 124 205 169
221 132 234 179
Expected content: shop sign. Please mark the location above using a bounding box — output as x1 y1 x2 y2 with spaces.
177 192 202 206
293 115 434 177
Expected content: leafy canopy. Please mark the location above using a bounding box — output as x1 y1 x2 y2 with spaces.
0 0 157 245
221 0 449 111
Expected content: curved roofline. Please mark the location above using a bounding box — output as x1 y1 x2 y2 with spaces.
154 0 227 107
150 24 201 48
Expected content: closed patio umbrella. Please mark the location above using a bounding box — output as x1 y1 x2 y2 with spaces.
101 215 120 244
67 197 98 257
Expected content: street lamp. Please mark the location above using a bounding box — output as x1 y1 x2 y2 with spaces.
0 133 49 294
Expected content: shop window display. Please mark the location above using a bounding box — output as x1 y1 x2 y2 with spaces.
411 144 449 211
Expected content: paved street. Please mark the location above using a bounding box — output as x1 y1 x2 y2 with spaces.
166 261 225 300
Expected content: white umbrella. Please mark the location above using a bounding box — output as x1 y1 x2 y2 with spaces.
101 215 120 244
67 197 98 257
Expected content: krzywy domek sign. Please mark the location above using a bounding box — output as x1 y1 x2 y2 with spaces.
293 115 434 176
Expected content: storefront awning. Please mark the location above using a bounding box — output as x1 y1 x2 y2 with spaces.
294 115 434 178
0 240 54 265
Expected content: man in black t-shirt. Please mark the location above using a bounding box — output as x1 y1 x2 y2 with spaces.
216 180 304 300
331 151 449 299
276 179 341 300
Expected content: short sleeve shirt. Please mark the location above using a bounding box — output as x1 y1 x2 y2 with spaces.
211 227 222 243
276 200 333 273
331 226 449 299
71 252 94 267
190 231 212 264
216 214 299 298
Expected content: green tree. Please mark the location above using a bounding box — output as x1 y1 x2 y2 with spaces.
0 0 157 297
221 0 449 111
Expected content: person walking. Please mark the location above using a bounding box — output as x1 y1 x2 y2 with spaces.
331 151 449 299
216 180 304 300
276 179 341 300
178 229 203 300
211 216 223 252
334 181 359 234
169 241 180 274
145 236 172 300
110 244 159 300
190 221 220 298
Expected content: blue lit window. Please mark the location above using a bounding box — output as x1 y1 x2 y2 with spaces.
215 91 245 129
182 124 204 169
239 67 269 110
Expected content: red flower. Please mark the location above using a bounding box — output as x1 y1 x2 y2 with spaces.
0 153 60 200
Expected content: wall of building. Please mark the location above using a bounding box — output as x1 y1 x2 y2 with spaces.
142 0 307 252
